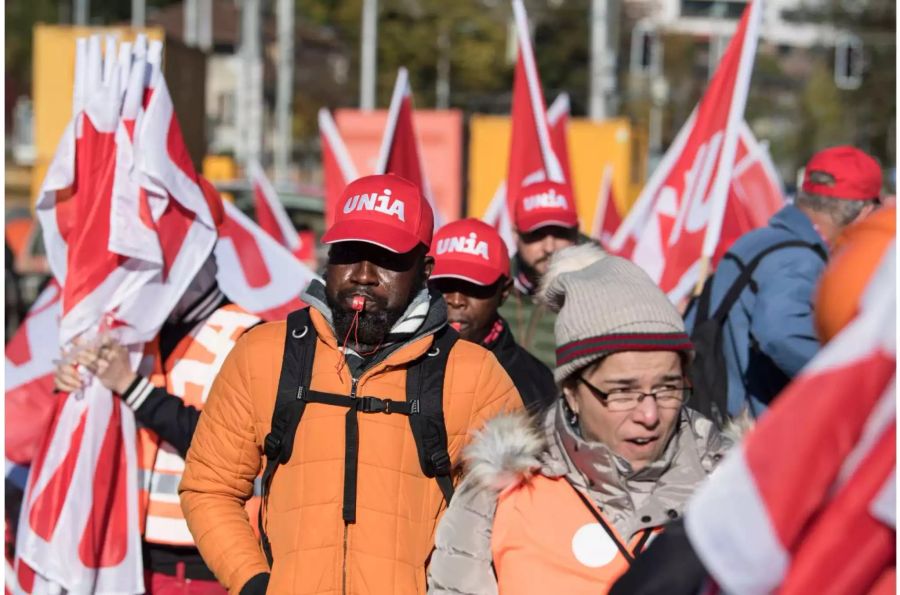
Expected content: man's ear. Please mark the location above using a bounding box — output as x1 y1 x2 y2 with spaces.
422 255 435 282
860 202 879 221
499 276 513 306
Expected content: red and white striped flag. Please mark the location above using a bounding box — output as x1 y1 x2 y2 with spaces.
685 244 896 595
591 164 622 248
18 34 219 594
246 160 309 261
609 0 762 302
319 108 360 228
375 67 443 227
5 282 62 475
214 197 318 322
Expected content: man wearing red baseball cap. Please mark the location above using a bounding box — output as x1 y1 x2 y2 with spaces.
499 179 582 368
686 145 882 422
429 218 556 412
181 174 522 594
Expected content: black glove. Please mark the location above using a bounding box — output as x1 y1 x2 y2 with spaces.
610 520 709 595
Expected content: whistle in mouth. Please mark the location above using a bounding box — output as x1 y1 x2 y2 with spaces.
352 296 366 311
449 322 462 331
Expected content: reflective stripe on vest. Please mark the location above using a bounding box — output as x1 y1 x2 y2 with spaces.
491 474 662 594
139 304 262 546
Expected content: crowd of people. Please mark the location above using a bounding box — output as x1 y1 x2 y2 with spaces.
17 144 894 594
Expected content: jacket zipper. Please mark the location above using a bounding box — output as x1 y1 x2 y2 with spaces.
342 376 359 595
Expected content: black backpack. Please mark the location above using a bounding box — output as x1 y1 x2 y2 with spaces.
257 307 458 566
688 240 827 428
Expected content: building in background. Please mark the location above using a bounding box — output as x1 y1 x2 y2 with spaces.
145 0 350 185
619 0 895 181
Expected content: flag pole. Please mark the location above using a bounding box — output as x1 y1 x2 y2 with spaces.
374 67 407 174
694 255 710 296
698 0 762 270
592 163 613 239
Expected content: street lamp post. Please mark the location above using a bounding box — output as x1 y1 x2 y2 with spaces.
360 0 378 110
274 0 295 183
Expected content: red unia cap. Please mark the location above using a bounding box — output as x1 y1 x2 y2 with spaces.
801 146 883 201
429 218 510 286
513 180 579 233
322 174 434 252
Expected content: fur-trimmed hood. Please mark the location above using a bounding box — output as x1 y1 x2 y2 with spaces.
462 410 548 494
430 402 737 595
460 401 735 528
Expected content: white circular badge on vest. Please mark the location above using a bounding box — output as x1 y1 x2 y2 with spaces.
571 523 620 568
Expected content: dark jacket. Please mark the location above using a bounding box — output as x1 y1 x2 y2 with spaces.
486 317 557 413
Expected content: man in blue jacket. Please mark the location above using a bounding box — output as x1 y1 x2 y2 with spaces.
687 146 882 419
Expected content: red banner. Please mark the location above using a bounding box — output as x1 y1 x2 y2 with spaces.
610 0 762 301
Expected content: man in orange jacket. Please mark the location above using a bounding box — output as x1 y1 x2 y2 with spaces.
179 174 522 594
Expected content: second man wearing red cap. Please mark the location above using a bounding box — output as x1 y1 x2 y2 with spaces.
499 180 582 367
429 218 557 412
179 174 522 594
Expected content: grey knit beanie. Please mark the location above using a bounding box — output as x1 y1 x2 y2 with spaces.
538 244 692 385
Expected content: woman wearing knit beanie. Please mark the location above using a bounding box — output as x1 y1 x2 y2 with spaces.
428 244 734 595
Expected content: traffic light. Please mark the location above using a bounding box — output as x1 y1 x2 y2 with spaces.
835 34 863 90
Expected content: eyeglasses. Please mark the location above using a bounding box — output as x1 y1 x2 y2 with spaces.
577 377 691 412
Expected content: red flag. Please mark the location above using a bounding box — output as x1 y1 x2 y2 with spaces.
319 108 359 228
36 36 218 346
20 35 219 593
296 228 317 264
591 164 622 248
5 282 62 469
247 160 312 262
506 0 567 217
481 58 572 255
610 0 762 301
375 67 443 226
685 245 895 595
215 200 317 321
714 121 785 259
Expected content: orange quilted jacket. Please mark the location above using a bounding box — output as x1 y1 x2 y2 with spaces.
180 307 522 594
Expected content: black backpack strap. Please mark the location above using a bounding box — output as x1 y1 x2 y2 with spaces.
711 240 827 324
406 325 459 504
258 307 317 567
689 240 826 427
692 273 715 324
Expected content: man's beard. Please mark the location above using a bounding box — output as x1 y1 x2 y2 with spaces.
517 253 546 290
328 291 409 353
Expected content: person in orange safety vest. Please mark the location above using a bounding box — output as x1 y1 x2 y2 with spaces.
54 255 261 595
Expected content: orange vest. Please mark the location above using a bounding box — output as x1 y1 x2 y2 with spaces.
491 474 662 595
137 304 262 545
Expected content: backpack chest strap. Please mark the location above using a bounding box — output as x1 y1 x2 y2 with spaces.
301 387 420 524
302 389 419 416
260 309 459 567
